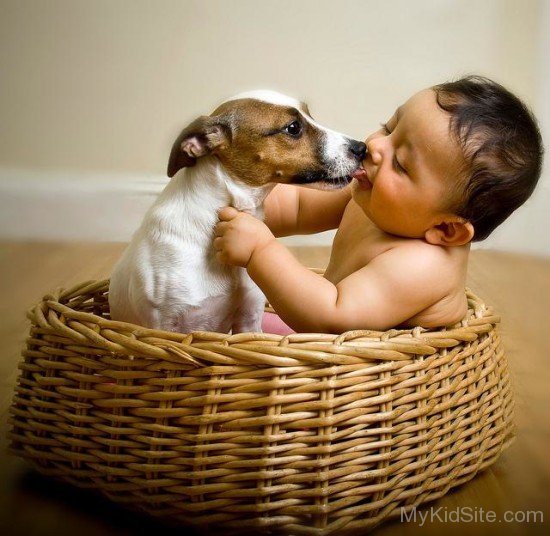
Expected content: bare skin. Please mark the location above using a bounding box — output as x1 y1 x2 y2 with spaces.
214 89 474 333
324 198 469 328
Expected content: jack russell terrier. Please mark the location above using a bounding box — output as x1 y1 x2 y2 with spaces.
108 90 366 334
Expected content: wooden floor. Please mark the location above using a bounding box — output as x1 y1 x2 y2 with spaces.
0 242 549 535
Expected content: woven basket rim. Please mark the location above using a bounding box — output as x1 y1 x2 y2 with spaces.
26 275 501 369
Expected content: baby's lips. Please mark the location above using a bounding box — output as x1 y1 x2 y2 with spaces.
351 168 369 181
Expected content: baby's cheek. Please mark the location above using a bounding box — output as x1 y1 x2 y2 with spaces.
379 180 405 206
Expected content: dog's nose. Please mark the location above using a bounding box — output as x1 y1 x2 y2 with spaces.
349 140 367 161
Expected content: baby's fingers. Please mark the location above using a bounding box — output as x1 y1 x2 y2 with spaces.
215 249 230 265
214 221 229 237
218 206 240 221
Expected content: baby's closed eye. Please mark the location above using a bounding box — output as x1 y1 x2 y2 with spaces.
378 122 407 174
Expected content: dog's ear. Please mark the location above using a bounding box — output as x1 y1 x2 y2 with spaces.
167 116 231 177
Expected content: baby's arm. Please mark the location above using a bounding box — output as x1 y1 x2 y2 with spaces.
263 184 351 237
246 241 453 332
215 208 453 332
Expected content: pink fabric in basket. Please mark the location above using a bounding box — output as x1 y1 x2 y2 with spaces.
261 312 295 335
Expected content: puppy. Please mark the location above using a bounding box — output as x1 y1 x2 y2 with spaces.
108 91 366 334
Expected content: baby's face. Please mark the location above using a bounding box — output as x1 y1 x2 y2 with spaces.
352 89 465 238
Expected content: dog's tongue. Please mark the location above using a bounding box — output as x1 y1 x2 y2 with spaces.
352 168 368 180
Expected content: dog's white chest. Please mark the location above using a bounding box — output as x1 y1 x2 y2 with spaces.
108 158 269 334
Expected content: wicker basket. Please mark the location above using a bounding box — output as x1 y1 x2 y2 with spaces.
9 277 515 535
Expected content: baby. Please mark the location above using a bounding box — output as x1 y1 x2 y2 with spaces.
214 76 544 333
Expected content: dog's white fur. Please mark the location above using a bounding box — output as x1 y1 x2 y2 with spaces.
109 91 363 334
109 156 272 333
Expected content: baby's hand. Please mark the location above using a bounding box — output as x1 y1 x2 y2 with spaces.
215 207 276 267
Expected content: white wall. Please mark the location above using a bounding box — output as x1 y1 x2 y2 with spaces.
0 0 548 254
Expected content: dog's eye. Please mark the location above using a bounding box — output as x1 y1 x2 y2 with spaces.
283 121 303 138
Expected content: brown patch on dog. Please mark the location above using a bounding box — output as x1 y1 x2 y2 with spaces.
208 99 326 186
167 116 232 177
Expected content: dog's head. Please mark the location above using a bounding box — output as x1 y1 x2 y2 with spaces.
167 90 365 189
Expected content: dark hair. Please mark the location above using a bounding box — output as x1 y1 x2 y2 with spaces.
433 75 544 241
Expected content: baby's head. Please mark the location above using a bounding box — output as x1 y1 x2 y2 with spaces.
433 75 544 241
354 75 544 245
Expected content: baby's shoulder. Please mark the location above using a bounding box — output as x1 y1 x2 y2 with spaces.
386 238 469 272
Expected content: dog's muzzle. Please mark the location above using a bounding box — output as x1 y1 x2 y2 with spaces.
291 139 367 186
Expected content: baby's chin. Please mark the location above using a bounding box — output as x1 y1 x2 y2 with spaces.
350 179 371 204
350 196 425 239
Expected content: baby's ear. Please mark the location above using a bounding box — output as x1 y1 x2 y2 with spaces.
167 116 231 177
425 219 474 246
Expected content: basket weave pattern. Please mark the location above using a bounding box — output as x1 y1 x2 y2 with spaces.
9 279 515 534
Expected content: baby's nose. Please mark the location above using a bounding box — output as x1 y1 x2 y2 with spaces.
366 138 383 163
348 140 367 161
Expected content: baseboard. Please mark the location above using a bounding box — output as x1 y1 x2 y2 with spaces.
0 168 168 242
0 167 336 245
